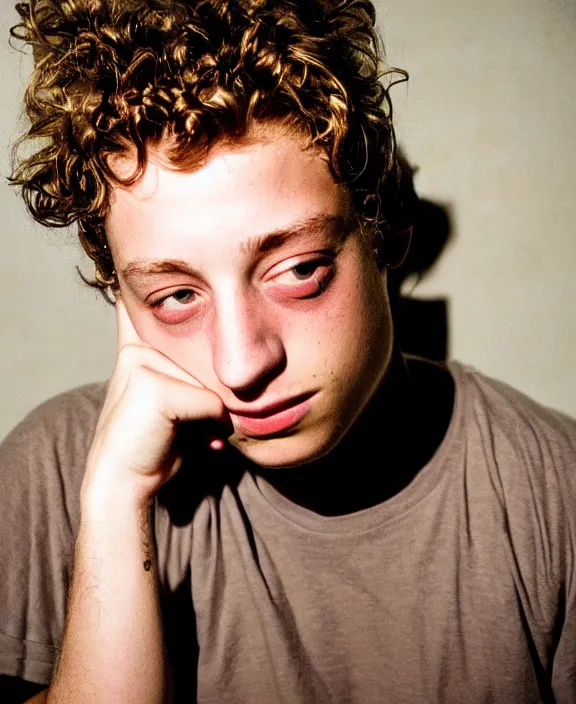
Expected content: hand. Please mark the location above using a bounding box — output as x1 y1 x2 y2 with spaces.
82 299 229 507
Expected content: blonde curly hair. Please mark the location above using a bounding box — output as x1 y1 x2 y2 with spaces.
10 0 414 291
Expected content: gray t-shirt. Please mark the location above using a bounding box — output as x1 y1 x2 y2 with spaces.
0 362 575 703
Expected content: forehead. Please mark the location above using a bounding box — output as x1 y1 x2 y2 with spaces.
105 132 351 260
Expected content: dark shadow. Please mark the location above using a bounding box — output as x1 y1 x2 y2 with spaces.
157 422 246 527
162 570 199 704
0 675 46 703
389 189 454 361
157 432 249 703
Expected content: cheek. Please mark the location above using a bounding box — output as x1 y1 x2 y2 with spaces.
325 262 389 334
324 270 391 377
282 273 389 374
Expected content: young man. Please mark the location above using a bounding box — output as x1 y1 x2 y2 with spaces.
1 1 575 702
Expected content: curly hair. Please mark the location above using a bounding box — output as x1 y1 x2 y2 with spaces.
10 0 415 291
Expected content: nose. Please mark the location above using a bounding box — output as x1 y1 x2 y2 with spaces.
211 288 286 394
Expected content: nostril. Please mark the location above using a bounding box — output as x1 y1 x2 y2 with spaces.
227 355 288 402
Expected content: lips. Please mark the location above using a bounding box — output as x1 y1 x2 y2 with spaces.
229 393 315 438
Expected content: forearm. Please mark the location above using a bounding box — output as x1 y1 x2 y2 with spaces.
47 490 170 704
38 300 225 704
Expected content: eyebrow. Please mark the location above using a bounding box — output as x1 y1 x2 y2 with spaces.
239 213 354 257
120 213 355 282
121 258 200 281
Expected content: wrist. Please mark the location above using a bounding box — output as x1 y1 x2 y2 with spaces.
80 472 153 524
77 481 157 577
80 457 161 515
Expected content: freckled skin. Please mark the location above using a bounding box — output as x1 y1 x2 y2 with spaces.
105 130 394 469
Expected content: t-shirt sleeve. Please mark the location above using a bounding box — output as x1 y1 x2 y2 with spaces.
0 384 105 685
553 593 576 703
463 366 576 702
549 411 576 702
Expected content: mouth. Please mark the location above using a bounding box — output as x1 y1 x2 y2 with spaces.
228 392 316 438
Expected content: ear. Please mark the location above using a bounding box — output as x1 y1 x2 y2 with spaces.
378 226 412 269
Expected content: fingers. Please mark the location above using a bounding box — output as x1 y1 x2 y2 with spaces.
124 367 225 425
114 299 204 387
85 295 231 504
115 344 205 389
88 367 229 498
116 297 144 350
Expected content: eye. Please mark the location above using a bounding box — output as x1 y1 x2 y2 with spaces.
150 288 198 324
162 289 195 308
292 261 322 280
266 257 335 299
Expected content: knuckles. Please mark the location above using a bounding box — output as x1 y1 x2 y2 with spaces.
102 341 227 434
125 366 165 411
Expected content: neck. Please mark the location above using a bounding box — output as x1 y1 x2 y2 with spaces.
258 351 455 516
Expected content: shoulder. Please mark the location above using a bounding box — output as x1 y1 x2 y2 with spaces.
449 365 576 681
451 361 576 453
3 382 107 453
14 381 108 428
0 382 108 508
451 361 576 538
0 384 108 684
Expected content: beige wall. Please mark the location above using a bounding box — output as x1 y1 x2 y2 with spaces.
378 0 576 414
0 10 116 441
1 1 575 441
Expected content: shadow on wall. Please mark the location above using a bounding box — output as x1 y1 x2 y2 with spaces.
389 186 453 362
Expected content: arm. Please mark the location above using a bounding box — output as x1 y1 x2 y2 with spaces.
41 301 226 704
47 493 168 704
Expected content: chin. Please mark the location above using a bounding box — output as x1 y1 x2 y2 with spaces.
228 427 339 469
